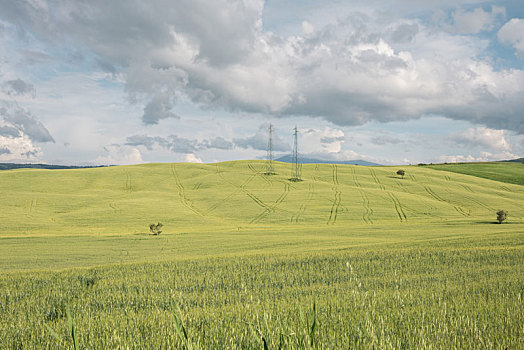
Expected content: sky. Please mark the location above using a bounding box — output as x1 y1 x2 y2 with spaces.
0 0 523 165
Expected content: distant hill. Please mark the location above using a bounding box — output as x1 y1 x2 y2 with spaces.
276 155 381 166
0 163 110 170
502 158 524 163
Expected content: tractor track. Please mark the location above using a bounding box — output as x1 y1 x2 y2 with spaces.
207 173 257 213
171 164 204 217
251 181 290 224
352 167 373 224
461 184 474 193
369 168 386 190
124 173 133 193
388 192 407 222
326 190 342 225
291 183 314 223
424 185 470 217
248 163 272 186
326 165 342 225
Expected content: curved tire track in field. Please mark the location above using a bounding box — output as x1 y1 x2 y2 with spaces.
171 164 204 217
251 181 290 224
124 172 133 193
423 185 470 217
207 173 257 213
351 167 373 224
248 162 272 186
291 183 314 223
461 184 473 193
326 190 342 225
326 165 342 225
369 168 386 190
215 163 225 180
388 192 407 222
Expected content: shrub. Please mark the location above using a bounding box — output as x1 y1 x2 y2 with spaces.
496 210 508 224
149 222 163 235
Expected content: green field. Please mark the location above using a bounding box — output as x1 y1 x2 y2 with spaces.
427 161 524 186
1 161 523 348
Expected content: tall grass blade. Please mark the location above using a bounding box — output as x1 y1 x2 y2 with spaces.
66 306 78 350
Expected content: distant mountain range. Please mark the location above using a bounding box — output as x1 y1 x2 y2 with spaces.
502 158 524 163
275 155 381 166
0 163 109 170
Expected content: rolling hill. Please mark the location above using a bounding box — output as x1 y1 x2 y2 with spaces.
426 161 524 186
1 160 522 237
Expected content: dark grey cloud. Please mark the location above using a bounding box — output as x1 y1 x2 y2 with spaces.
3 78 36 97
201 136 234 150
320 136 345 144
390 23 418 43
141 95 180 125
0 147 11 155
0 105 54 143
371 135 404 145
0 125 21 138
125 134 168 151
126 134 233 153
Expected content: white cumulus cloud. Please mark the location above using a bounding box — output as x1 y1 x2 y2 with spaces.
447 127 511 152
95 144 143 165
498 18 524 56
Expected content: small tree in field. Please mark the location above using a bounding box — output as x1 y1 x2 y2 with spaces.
149 222 163 235
396 170 405 179
496 210 508 224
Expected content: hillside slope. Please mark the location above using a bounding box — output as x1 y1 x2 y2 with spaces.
1 160 522 236
427 162 524 186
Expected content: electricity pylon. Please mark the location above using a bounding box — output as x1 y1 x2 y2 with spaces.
265 123 277 175
289 125 302 182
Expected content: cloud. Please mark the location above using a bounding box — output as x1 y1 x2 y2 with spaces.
184 153 202 163
200 136 233 150
0 133 42 161
447 127 511 152
389 23 418 43
437 150 519 163
301 127 345 153
126 134 234 153
2 0 524 135
141 94 180 125
498 18 524 56
371 135 404 145
95 144 143 165
451 7 495 34
233 124 290 152
2 79 36 97
0 103 54 143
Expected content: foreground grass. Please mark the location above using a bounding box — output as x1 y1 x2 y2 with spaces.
427 162 524 186
1 231 522 348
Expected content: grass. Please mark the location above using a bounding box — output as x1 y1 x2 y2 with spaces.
0 160 523 347
426 161 524 186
